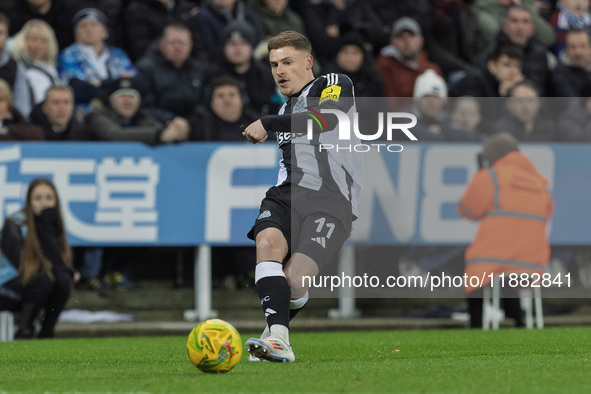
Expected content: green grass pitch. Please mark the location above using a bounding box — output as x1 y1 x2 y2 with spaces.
1 327 590 393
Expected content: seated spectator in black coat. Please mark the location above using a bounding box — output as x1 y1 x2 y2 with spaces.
551 29 591 97
450 43 524 129
476 5 553 96
135 23 212 123
557 81 591 142
425 0 487 77
7 0 75 51
410 69 479 142
216 22 280 116
556 96 591 142
0 79 43 141
123 0 197 62
29 85 90 140
187 0 262 55
0 13 32 117
323 33 383 98
251 0 306 43
86 77 189 144
189 75 259 141
450 43 524 98
450 96 485 139
492 80 558 142
301 0 388 67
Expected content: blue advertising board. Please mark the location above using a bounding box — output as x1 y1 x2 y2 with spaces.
0 142 589 246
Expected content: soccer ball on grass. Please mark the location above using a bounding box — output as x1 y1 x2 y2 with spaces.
186 318 242 373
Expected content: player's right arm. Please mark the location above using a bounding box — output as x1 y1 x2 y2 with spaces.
243 119 269 144
257 73 355 135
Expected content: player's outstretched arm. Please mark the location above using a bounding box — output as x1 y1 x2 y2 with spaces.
243 119 268 144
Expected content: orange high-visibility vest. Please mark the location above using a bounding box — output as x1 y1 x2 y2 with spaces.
457 151 554 292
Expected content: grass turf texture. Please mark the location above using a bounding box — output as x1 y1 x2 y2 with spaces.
1 327 590 393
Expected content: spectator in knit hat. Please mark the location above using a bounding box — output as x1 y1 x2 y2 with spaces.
214 21 280 115
323 33 383 98
410 69 478 141
85 76 189 293
86 76 189 144
58 8 136 114
375 17 443 110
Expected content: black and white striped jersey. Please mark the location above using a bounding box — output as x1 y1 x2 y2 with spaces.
261 72 363 219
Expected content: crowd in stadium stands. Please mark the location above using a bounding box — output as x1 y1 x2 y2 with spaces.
0 0 589 293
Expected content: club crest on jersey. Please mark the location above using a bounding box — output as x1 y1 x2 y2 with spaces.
258 210 272 219
293 97 307 113
319 85 341 104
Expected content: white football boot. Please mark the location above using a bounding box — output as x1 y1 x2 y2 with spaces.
247 326 270 362
245 337 295 363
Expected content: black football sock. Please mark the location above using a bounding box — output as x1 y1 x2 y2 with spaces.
255 261 290 341
289 291 309 320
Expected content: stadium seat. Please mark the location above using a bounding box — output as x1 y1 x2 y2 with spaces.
482 275 544 330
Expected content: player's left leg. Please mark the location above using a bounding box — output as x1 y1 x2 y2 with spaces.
248 254 315 361
246 246 321 363
245 227 296 362
284 252 318 320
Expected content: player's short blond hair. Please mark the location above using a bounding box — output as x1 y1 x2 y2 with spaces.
268 30 311 54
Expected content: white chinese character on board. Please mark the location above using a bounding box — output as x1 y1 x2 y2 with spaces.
20 156 160 242
0 146 25 223
95 157 160 241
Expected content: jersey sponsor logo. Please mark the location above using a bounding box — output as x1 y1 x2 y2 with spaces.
276 131 292 146
319 85 341 104
277 131 306 146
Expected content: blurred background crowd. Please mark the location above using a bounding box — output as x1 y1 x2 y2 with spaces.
1 0 590 295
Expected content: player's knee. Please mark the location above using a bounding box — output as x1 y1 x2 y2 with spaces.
255 230 287 262
256 239 274 260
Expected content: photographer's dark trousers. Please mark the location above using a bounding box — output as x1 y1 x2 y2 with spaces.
467 287 525 328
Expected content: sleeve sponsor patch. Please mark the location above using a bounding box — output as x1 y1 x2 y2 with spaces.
319 85 341 104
